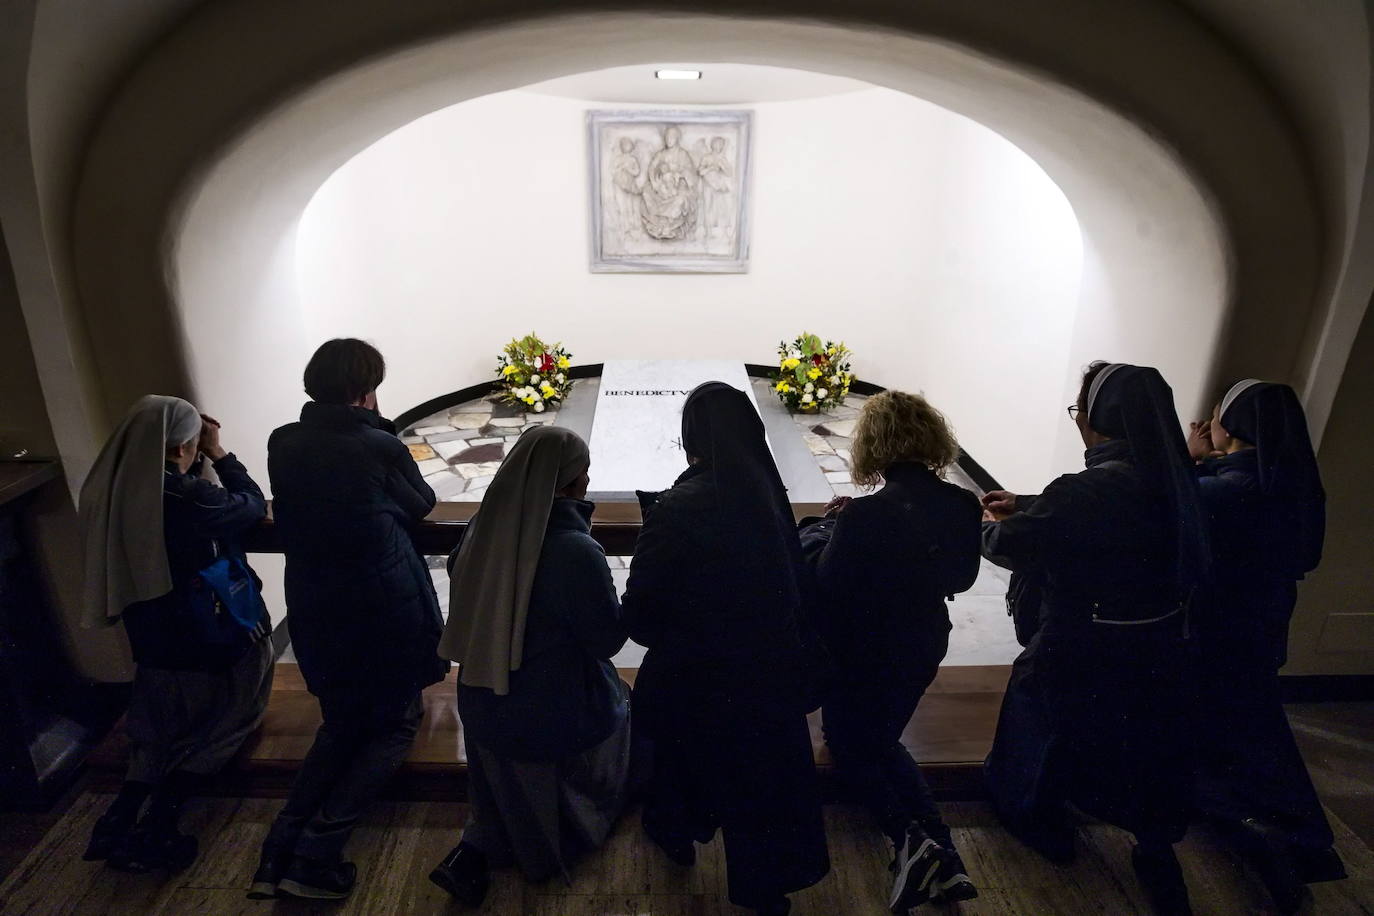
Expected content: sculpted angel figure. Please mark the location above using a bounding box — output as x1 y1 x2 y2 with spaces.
609 137 643 239
698 136 734 239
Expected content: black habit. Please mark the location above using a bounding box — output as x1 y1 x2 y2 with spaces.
1194 382 1333 853
622 383 829 908
981 366 1207 854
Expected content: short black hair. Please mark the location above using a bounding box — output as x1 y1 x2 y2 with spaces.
303 338 385 404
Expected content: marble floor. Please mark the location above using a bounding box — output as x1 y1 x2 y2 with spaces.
403 379 1019 667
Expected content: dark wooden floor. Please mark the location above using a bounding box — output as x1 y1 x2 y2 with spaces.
6 674 1370 914
2 792 1371 914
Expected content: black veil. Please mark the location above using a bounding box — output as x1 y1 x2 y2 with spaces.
1220 380 1325 575
681 382 805 614
1086 364 1211 592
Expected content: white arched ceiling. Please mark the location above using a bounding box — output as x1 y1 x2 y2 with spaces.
292 81 1086 491
160 14 1224 491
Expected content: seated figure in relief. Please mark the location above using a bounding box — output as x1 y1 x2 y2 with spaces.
639 125 699 241
80 396 274 873
798 390 982 910
429 425 632 906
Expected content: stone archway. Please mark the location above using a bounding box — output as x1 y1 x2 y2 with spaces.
68 1 1317 484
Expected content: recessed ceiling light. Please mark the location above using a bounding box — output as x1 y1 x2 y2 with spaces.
655 69 701 80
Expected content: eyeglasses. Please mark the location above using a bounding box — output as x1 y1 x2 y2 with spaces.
1066 404 1081 420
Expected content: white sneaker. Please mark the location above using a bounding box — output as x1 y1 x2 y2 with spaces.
930 848 978 903
889 827 943 913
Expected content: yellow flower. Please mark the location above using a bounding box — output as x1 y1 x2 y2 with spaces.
523 395 536 405
781 357 801 370
540 383 556 398
807 367 822 380
557 355 571 369
827 346 836 355
501 365 517 376
775 380 791 393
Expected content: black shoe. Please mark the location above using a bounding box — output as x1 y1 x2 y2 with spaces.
1004 818 1076 865
1232 818 1304 914
246 848 292 900
107 824 198 873
428 842 489 907
643 815 695 867
1131 844 1193 916
751 896 791 916
930 848 978 903
1292 845 1347 884
889 825 944 913
83 811 137 862
276 855 358 901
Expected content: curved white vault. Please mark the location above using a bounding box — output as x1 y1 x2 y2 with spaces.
170 15 1226 496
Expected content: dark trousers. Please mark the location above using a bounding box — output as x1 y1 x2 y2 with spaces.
822 652 947 849
265 688 423 862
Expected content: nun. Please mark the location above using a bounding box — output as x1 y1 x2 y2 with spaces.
429 425 632 907
79 396 274 872
980 363 1208 916
1190 380 1343 911
622 382 829 916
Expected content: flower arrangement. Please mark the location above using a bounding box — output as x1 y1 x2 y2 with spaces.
772 333 854 412
495 333 574 413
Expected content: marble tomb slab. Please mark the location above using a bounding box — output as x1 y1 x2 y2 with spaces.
425 472 469 500
449 413 490 429
424 429 470 444
587 360 765 498
408 444 437 461
458 461 504 480
453 442 504 464
431 440 469 462
415 458 449 476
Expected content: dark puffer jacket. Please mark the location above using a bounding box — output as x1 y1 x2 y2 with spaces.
268 402 447 697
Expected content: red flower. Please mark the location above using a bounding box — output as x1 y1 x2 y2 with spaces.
812 353 825 365
537 353 555 374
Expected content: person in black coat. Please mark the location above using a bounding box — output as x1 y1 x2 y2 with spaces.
981 363 1210 916
622 382 829 916
251 339 448 901
799 390 981 910
80 397 274 873
1185 380 1343 912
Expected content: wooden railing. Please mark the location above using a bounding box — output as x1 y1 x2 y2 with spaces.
242 501 834 557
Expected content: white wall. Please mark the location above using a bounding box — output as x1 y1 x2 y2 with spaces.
293 87 1082 492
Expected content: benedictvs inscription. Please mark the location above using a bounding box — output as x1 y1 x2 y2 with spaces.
601 389 697 396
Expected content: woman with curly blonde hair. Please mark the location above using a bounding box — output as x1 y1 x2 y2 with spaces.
800 390 981 911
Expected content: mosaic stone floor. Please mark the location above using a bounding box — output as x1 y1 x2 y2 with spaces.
403 380 1020 667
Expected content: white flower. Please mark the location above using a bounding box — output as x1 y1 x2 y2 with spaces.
533 401 546 412
801 393 814 404
556 373 566 383
804 383 814 393
830 374 841 384
530 374 541 384
818 388 829 399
